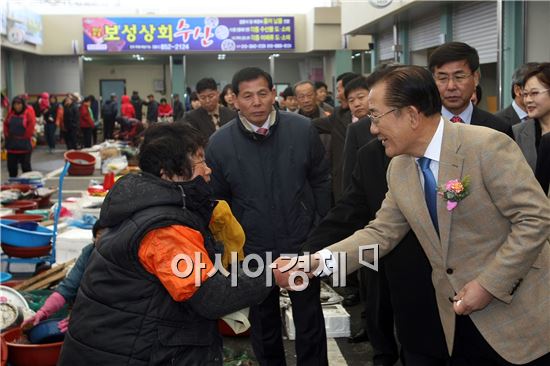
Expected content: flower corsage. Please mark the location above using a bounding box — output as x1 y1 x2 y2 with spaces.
438 176 471 211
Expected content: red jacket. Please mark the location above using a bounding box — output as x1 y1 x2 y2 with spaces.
158 103 173 117
121 95 136 119
79 103 95 128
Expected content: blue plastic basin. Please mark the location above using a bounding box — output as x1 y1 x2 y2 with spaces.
0 272 12 282
0 219 53 247
27 318 65 344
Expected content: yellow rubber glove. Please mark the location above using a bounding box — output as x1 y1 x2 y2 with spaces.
209 200 245 269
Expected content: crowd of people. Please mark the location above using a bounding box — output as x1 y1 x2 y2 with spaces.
2 41 550 366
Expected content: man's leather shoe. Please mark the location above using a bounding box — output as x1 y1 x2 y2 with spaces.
348 328 369 343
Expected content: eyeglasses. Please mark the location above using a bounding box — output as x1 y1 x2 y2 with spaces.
198 93 218 102
433 73 473 85
367 108 397 125
522 89 550 99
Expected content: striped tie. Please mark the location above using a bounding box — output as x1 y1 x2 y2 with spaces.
450 116 464 123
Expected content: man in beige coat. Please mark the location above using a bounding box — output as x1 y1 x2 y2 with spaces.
274 66 550 366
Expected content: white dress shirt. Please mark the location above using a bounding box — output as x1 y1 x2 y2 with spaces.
317 117 445 276
238 108 276 133
512 100 528 121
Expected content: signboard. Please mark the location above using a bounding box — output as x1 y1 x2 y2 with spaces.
4 3 42 45
82 16 295 53
0 3 6 35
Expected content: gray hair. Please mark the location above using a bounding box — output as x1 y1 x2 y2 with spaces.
293 80 315 95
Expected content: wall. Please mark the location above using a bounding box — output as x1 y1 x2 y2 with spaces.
186 57 268 88
25 55 80 95
323 53 336 91
410 49 428 66
37 10 354 55
83 62 167 101
9 50 26 97
1 50 7 92
341 0 416 34
525 0 550 63
479 63 497 113
306 7 342 51
184 56 301 88
274 58 303 84
82 56 304 100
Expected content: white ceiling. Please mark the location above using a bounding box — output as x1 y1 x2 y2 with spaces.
7 0 334 15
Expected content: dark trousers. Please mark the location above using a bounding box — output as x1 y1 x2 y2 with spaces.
103 118 115 140
7 152 32 177
361 263 399 366
81 128 93 148
92 126 98 145
64 129 78 150
451 315 550 366
45 123 56 149
249 277 328 366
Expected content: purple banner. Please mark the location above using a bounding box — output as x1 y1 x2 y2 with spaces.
82 16 295 53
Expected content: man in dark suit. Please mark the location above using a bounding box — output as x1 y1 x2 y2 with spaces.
182 78 237 138
338 67 393 352
495 63 539 126
343 64 402 190
172 93 185 122
312 72 358 205
536 133 550 195
428 42 514 139
342 117 373 189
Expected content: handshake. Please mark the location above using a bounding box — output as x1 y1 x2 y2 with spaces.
270 252 324 291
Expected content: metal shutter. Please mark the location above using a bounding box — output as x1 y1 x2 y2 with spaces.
410 11 441 51
452 1 498 64
378 29 394 61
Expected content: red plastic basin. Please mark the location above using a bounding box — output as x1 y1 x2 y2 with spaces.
64 151 96 176
1 327 63 366
28 197 51 209
0 184 32 193
1 243 52 258
2 200 38 214
1 214 44 222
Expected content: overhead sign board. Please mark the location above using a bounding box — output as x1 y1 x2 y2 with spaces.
82 16 295 52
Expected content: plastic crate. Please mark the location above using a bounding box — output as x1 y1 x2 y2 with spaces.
285 303 350 340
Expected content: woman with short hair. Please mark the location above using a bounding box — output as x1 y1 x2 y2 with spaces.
59 123 272 366
513 62 549 171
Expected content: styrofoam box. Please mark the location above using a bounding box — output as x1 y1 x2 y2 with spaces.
55 227 93 263
285 304 350 340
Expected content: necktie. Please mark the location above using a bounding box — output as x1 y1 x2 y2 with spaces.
256 127 269 136
450 115 464 123
211 114 220 129
418 157 439 233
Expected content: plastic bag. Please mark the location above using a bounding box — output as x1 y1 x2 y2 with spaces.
101 155 128 175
